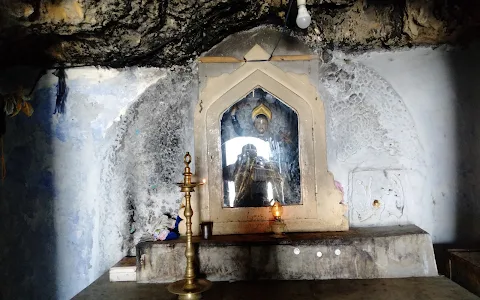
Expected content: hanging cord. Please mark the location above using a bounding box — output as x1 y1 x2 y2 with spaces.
53 67 68 114
269 0 295 60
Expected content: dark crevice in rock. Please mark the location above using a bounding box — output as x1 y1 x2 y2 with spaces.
0 0 479 68
311 3 352 11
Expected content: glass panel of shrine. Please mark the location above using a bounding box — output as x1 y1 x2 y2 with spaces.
220 87 301 208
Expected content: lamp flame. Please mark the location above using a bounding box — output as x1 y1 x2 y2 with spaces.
272 201 283 220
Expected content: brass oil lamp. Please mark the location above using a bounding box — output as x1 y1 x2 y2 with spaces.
168 152 212 299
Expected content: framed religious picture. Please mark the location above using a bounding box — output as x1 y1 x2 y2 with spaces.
220 88 301 208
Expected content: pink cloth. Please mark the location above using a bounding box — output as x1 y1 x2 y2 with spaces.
334 180 345 203
158 229 170 241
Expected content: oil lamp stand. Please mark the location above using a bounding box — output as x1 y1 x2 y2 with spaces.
168 152 212 300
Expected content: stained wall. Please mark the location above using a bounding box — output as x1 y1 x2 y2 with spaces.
1 31 479 299
0 66 197 299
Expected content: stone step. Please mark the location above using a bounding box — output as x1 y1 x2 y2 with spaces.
109 257 137 282
136 225 437 283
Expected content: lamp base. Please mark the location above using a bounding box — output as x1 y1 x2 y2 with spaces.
271 219 286 237
168 279 212 300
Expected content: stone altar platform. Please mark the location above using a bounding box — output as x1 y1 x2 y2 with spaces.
73 274 478 300
136 225 438 283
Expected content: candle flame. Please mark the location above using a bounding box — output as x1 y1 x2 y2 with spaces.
272 201 283 219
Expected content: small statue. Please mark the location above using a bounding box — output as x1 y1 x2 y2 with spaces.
251 103 271 135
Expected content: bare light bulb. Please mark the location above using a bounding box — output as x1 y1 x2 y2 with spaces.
296 4 311 29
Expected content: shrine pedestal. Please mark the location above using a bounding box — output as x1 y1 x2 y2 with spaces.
136 225 437 283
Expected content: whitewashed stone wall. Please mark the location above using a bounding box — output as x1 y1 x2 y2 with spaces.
2 41 480 299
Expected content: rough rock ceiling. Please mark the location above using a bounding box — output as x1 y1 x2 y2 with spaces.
0 0 479 69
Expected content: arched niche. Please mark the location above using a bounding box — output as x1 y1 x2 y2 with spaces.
193 44 347 235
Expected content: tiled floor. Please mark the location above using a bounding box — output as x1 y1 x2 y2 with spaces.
73 274 479 300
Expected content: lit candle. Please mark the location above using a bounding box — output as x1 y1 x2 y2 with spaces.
272 201 283 220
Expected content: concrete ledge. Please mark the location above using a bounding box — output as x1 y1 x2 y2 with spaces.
136 225 437 283
74 275 477 300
